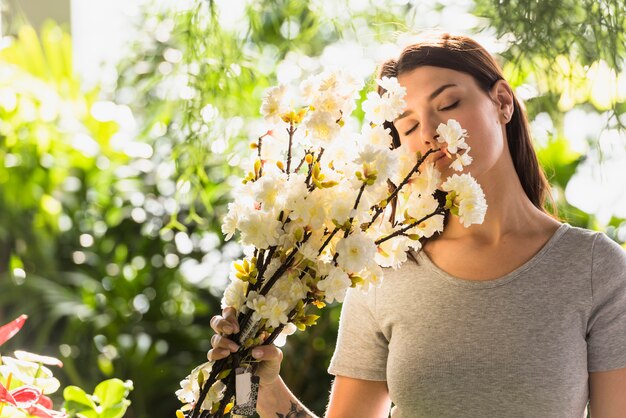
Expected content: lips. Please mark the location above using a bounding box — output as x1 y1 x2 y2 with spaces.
432 151 446 163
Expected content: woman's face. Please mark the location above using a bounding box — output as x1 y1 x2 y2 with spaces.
395 66 511 181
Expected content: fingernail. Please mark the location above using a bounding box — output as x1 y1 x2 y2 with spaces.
229 342 239 352
223 325 233 334
252 349 263 359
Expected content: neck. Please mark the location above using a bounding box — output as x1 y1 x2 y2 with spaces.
438 157 555 246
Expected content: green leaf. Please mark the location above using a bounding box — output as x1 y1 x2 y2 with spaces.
93 379 129 409
216 368 232 380
100 401 131 418
63 385 98 411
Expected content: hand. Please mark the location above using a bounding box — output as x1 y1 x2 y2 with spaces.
208 307 283 386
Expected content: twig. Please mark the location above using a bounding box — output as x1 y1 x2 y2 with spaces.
364 148 438 230
374 208 446 245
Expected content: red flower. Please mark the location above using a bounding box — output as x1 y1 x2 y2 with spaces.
0 382 67 417
0 314 28 346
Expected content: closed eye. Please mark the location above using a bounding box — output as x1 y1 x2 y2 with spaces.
440 100 459 111
404 123 419 136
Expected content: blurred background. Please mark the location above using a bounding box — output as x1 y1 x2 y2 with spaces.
0 0 625 416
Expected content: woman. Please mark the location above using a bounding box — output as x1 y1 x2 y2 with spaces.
208 33 626 417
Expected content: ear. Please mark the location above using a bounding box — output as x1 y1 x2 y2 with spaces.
491 80 514 123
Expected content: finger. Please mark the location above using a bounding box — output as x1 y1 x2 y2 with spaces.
251 345 283 361
210 315 224 333
210 316 236 335
222 307 239 333
207 348 231 361
211 334 239 352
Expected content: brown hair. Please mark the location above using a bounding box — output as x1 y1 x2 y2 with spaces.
379 33 556 216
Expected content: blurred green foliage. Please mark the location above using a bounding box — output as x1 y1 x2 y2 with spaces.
1 1 625 417
64 378 134 418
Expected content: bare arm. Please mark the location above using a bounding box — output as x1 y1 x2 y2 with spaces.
589 367 626 418
257 375 319 418
325 376 391 418
257 375 390 418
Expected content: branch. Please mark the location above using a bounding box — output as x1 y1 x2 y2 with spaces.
365 148 438 230
374 208 446 246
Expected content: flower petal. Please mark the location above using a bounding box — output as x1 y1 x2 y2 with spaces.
0 315 28 346
0 381 18 406
14 351 63 368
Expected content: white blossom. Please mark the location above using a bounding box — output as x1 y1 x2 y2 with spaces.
176 362 213 405
449 146 473 172
246 292 289 328
403 193 440 223
274 322 298 347
314 91 344 120
362 77 406 125
441 173 487 227
260 85 290 124
175 377 197 404
376 76 406 97
221 203 241 241
390 144 418 184
354 144 398 186
360 124 393 149
324 183 359 225
304 110 341 144
362 92 395 125
323 133 359 172
365 220 410 268
289 188 328 229
405 161 441 197
436 119 468 154
317 267 351 303
252 166 288 208
238 210 283 249
221 275 248 311
336 231 377 273
202 380 227 410
267 275 309 308
408 213 445 239
358 262 384 292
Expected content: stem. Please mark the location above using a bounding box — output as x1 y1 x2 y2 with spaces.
305 149 325 190
247 242 277 296
365 148 438 230
332 182 367 264
189 358 227 418
286 123 296 175
318 227 339 256
260 231 312 297
374 208 446 246
293 153 308 173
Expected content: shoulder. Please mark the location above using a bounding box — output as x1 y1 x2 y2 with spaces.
558 224 626 291
550 223 609 258
589 229 626 274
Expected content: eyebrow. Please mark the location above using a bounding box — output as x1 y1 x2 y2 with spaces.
395 83 458 121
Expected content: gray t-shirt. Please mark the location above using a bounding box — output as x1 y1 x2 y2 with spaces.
327 223 626 417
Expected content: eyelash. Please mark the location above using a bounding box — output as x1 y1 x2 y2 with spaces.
403 100 460 136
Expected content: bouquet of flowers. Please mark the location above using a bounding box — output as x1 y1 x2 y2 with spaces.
176 70 486 417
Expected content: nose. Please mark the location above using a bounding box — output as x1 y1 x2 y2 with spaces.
418 119 440 151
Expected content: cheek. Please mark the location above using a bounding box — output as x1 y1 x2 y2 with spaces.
457 111 505 171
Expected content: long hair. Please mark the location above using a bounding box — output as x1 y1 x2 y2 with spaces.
379 33 556 216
